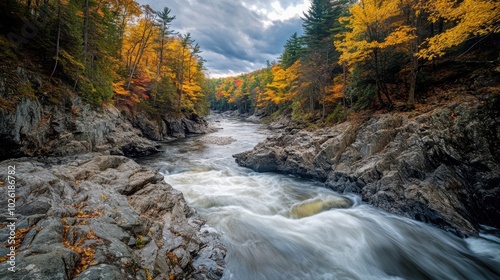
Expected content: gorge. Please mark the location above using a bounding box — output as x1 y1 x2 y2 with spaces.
1 0 499 278
1 89 499 279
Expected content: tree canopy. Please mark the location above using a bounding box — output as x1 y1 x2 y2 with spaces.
0 0 210 116
208 0 499 120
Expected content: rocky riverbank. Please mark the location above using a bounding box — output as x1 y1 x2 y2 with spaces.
0 155 226 279
234 97 500 236
0 67 225 279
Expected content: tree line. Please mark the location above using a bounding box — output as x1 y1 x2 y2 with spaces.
0 0 209 117
208 0 499 122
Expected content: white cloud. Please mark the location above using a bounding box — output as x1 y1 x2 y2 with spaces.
267 1 310 21
138 0 309 77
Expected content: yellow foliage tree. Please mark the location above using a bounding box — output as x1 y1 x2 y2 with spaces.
419 0 500 60
335 0 404 65
263 61 301 107
335 0 411 107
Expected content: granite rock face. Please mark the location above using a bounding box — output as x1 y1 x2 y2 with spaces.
0 93 159 160
234 101 500 236
0 155 226 279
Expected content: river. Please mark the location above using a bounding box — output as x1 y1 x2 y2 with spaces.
139 114 500 280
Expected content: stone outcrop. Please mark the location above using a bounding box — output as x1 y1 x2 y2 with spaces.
234 100 500 236
0 94 160 160
127 112 216 141
0 155 226 279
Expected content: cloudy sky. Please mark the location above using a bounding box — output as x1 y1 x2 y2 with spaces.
138 0 311 78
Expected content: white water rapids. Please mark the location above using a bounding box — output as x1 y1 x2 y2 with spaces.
140 115 500 280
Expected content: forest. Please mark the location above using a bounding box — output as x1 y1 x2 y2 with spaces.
0 0 209 118
208 0 499 123
0 0 498 123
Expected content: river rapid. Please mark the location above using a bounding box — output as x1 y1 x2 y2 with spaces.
140 115 500 280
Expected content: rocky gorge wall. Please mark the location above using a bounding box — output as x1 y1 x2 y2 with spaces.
235 98 500 236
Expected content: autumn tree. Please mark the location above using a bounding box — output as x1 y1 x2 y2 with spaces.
113 0 141 59
155 7 175 79
263 65 291 107
124 4 156 89
335 0 412 108
419 0 500 60
150 7 175 104
300 0 350 118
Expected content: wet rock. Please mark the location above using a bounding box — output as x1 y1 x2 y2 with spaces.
234 126 343 180
119 141 160 158
183 114 210 134
133 113 166 141
288 194 353 218
234 149 279 172
234 102 500 236
159 114 215 139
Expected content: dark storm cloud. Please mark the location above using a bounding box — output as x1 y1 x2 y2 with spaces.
138 0 306 77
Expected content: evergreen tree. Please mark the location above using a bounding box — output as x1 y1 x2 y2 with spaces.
299 0 351 118
279 32 303 69
302 0 336 48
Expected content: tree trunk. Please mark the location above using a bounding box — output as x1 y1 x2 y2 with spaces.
50 0 61 78
83 0 89 66
407 41 418 109
374 48 392 108
342 61 347 107
126 24 154 89
373 49 385 107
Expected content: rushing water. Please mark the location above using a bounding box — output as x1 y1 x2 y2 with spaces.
140 115 500 280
